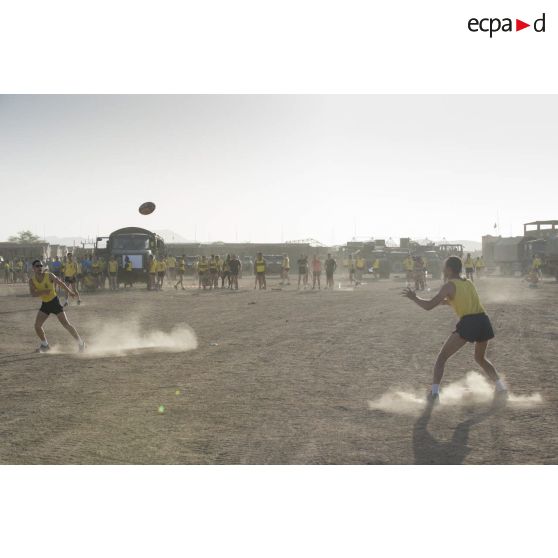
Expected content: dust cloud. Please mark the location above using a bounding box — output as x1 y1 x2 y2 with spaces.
368 371 542 415
51 319 198 357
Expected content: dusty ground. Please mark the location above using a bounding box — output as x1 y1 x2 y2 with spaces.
0 273 556 464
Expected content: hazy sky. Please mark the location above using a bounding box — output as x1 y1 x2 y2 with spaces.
1 95 556 244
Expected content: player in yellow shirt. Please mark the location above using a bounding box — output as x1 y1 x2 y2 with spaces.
107 255 119 291
372 258 380 280
14 259 24 282
166 255 177 282
91 256 102 289
475 256 485 278
29 259 85 353
531 254 543 279
254 252 267 290
403 254 414 287
355 255 365 286
208 255 219 290
123 256 134 289
157 256 167 290
174 255 186 290
464 253 475 281
402 256 507 404
147 255 158 290
197 256 209 290
61 253 81 306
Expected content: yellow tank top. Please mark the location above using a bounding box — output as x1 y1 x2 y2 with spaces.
149 261 158 273
448 278 485 318
64 262 77 277
32 273 57 303
256 259 265 273
198 262 208 272
125 262 133 271
108 261 118 273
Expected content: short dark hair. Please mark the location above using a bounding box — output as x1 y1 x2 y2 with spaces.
445 256 462 275
31 259 42 267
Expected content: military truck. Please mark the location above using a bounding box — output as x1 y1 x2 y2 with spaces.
523 220 558 279
96 227 165 285
492 237 526 275
437 244 464 258
263 255 284 276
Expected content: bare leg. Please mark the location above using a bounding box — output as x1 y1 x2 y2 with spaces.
433 332 468 385
474 341 500 383
34 311 49 343
56 311 82 343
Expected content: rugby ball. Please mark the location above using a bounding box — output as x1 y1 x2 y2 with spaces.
139 201 156 215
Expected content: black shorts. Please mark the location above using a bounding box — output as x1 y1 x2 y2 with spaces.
64 276 76 284
455 313 494 343
256 271 265 277
109 272 117 277
157 272 165 278
40 297 64 315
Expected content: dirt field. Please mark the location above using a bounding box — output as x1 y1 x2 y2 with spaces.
1 273 556 464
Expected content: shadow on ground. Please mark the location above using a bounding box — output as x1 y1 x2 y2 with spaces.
412 398 506 465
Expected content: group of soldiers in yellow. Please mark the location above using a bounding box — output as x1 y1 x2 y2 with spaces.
195 254 242 291
345 254 381 286
1 259 27 283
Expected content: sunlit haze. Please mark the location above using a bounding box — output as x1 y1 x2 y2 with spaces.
1 95 556 245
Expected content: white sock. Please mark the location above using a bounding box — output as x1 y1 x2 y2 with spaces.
431 384 440 395
495 379 507 392
41 340 49 347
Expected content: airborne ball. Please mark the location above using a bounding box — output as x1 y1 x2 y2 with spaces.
139 201 156 215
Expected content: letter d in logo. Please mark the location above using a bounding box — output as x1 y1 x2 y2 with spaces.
534 13 546 32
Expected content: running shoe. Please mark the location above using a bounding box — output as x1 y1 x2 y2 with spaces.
36 344 51 353
426 392 440 405
78 341 86 353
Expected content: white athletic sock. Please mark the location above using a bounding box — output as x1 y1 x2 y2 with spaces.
41 340 49 347
431 384 440 395
495 379 507 392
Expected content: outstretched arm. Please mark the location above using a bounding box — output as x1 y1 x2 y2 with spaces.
51 273 76 296
401 281 454 311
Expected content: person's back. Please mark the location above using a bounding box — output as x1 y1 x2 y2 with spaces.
325 257 336 273
447 277 485 318
312 257 321 273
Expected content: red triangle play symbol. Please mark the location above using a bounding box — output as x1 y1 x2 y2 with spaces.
516 19 530 31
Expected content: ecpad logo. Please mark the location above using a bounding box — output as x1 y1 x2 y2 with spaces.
468 13 546 38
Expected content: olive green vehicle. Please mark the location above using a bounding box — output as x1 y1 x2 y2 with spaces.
95 227 165 286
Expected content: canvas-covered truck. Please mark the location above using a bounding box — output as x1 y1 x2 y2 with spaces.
96 227 165 285
492 237 526 275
